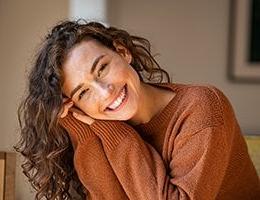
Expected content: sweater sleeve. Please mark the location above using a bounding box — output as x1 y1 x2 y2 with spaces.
59 114 129 200
89 86 234 200
90 120 177 199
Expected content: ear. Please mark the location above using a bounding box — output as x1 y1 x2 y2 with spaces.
113 41 132 64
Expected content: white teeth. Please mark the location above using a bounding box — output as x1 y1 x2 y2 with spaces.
108 86 126 110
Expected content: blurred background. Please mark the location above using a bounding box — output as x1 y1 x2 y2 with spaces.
0 0 259 199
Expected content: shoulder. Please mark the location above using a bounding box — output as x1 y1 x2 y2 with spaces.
173 83 222 100
171 83 228 133
154 82 235 129
174 83 226 110
156 82 227 105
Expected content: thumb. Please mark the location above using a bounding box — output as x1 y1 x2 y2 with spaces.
72 112 95 125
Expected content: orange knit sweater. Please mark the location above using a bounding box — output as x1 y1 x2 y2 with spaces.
60 83 260 200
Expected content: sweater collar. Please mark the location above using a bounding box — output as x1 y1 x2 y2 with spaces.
133 82 184 136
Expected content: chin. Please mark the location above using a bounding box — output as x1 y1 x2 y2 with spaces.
123 108 139 121
111 105 138 121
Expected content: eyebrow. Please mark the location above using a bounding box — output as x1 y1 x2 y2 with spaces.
70 54 105 98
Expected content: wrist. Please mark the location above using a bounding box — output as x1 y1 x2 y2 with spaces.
59 113 95 143
90 120 131 151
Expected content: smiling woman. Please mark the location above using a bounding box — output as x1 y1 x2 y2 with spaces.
15 20 260 200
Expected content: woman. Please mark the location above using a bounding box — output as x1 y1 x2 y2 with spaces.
15 20 260 200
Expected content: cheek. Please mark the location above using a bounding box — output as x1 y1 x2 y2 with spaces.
75 98 91 112
113 63 140 83
109 57 134 79
76 96 103 117
125 65 141 89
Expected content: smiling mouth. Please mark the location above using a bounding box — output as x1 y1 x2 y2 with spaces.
105 84 128 112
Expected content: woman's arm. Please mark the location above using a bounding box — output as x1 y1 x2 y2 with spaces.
90 120 175 199
59 114 129 200
89 118 232 200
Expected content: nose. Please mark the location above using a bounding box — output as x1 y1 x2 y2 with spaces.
91 81 114 100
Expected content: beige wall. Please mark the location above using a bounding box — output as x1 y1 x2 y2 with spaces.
0 0 259 199
107 0 260 134
0 0 68 199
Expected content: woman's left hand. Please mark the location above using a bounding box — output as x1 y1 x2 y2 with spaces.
70 107 95 125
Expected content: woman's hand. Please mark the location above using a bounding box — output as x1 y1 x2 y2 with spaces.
60 98 74 118
71 108 95 125
59 98 95 125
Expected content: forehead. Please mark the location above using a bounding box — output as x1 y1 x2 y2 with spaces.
61 40 111 96
63 40 112 77
64 40 108 68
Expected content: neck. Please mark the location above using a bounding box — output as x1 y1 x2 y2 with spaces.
128 82 174 126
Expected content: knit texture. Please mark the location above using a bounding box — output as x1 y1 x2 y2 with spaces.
59 114 128 199
60 83 260 200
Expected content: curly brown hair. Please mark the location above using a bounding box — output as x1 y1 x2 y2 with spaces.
14 19 170 199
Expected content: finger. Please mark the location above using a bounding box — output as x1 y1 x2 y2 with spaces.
60 101 73 118
70 107 85 115
72 112 95 125
62 97 70 103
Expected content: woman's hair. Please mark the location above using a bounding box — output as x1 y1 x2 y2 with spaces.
14 19 170 199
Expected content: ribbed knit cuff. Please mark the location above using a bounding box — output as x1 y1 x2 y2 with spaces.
59 113 95 144
90 120 132 151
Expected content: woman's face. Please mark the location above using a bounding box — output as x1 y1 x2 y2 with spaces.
62 39 141 121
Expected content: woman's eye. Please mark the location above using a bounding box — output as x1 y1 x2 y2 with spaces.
97 64 107 77
78 89 88 100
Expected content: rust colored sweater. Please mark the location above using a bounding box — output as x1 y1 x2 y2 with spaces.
60 83 260 200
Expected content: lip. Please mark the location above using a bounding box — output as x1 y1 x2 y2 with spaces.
105 84 128 112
